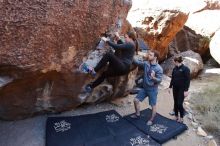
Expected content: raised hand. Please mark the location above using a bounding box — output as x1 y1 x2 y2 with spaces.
101 37 110 42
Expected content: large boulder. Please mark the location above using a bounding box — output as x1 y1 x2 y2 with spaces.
195 0 220 12
209 29 220 64
0 0 132 120
168 6 220 60
206 58 220 67
161 50 204 78
121 19 134 35
185 10 220 37
127 0 189 60
0 71 89 120
0 0 131 72
167 0 220 60
167 26 210 59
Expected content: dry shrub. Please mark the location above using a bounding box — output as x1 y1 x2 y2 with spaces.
191 79 220 142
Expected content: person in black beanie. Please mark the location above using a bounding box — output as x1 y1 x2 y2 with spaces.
168 55 190 123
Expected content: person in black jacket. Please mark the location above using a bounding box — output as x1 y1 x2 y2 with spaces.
84 31 138 93
168 55 190 123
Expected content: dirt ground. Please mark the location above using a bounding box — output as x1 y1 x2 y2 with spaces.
2 74 218 146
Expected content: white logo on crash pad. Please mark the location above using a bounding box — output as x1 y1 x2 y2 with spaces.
150 124 168 134
105 114 119 123
130 136 149 146
54 120 71 132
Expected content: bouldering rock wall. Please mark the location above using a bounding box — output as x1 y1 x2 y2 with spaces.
0 0 132 120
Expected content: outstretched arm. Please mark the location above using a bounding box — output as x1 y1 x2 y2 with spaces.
133 57 145 69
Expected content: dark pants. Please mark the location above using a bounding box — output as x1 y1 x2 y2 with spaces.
173 87 185 118
90 53 130 88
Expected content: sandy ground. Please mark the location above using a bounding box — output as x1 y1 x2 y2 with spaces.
0 87 208 146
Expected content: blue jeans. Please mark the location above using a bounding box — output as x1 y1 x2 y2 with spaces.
136 88 158 106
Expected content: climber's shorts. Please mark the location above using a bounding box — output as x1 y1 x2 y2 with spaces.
135 88 158 106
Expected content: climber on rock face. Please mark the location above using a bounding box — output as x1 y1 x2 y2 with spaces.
83 31 138 93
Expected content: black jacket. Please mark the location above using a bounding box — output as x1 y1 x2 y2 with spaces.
107 41 135 66
169 64 190 91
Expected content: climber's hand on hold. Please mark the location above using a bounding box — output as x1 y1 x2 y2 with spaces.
101 37 110 42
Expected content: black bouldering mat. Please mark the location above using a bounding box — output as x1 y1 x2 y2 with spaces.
46 110 160 146
124 108 188 144
86 130 161 146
